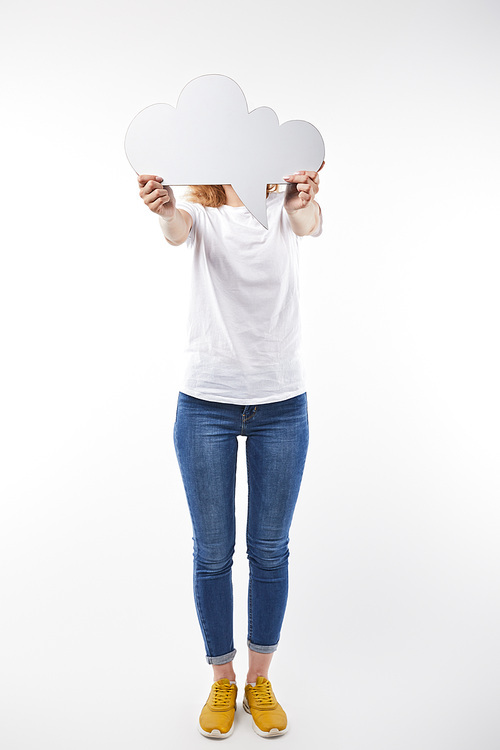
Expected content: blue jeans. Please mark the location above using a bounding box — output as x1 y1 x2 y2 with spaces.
173 391 309 665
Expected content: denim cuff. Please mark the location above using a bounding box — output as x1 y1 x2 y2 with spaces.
206 648 237 665
247 638 279 654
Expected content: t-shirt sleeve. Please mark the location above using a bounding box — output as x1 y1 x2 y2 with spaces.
276 192 299 244
170 200 205 247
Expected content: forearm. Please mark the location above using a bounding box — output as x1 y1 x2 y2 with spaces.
158 209 190 245
286 200 321 236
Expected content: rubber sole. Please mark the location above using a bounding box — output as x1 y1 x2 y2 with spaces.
198 705 236 739
198 722 235 739
242 697 288 737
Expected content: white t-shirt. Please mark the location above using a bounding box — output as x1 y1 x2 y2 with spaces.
172 190 322 405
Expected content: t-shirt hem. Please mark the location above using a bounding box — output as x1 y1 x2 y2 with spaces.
178 385 307 406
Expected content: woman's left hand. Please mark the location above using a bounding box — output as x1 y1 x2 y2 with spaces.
283 161 324 213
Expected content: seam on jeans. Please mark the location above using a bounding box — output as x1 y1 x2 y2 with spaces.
248 567 253 643
246 448 253 643
242 405 257 425
193 567 213 658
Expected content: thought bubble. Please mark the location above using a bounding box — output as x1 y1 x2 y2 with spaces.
124 74 325 228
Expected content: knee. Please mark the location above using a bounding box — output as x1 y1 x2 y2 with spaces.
246 537 289 571
193 541 235 576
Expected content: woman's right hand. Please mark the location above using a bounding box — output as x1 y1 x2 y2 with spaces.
137 174 176 219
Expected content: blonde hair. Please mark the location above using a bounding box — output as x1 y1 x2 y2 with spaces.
184 184 281 207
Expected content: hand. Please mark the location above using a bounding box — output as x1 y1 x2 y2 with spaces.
283 160 324 213
137 174 176 219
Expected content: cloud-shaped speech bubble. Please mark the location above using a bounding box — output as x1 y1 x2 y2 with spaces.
124 74 325 228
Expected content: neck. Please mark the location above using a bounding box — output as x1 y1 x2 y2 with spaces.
223 184 244 207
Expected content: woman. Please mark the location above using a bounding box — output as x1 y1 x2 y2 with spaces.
137 168 323 738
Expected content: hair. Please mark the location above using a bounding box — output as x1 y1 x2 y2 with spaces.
184 184 281 207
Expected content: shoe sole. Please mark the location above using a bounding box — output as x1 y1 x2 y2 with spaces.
198 706 236 739
242 697 288 737
198 723 235 739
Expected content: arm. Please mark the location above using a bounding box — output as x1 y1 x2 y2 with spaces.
137 174 193 245
158 209 193 246
286 199 321 236
283 165 323 236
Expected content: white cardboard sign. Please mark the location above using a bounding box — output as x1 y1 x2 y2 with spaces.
124 74 325 228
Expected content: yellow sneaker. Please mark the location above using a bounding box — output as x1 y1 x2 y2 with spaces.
243 676 288 737
199 678 238 738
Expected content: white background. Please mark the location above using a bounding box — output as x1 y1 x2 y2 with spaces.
1 1 499 748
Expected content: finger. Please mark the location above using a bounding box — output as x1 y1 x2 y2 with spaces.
144 188 169 204
299 178 320 198
138 174 164 186
303 171 320 184
149 196 170 211
283 171 305 182
296 171 319 185
141 180 164 197
284 171 319 184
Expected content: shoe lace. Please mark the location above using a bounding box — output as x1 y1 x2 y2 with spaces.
250 680 275 707
212 682 234 708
